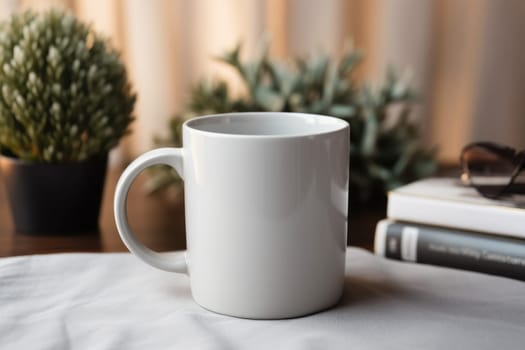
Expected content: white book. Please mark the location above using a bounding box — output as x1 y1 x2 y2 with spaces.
387 178 525 239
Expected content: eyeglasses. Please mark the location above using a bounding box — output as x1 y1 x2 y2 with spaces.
460 142 525 199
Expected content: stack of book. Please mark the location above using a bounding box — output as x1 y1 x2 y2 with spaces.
374 177 525 280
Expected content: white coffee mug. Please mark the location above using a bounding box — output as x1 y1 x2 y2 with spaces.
114 112 349 319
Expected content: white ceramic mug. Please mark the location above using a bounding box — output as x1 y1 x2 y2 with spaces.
114 112 349 319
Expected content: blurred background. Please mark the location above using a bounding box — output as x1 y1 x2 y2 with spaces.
3 0 525 164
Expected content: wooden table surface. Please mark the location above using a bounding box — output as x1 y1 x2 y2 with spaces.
0 164 392 257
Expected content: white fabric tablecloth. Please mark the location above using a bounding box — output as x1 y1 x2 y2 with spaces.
1 247 524 349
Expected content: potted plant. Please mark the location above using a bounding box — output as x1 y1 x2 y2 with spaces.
149 40 436 203
0 10 135 234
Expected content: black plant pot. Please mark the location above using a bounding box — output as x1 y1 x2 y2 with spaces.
0 155 108 235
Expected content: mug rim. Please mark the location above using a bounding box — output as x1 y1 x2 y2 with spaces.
183 112 349 139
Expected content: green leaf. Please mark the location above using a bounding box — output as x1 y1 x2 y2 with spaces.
254 86 285 111
361 108 378 156
267 61 296 96
338 51 362 75
391 69 413 99
322 62 337 107
329 104 356 118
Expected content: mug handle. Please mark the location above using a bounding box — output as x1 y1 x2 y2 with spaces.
114 147 188 274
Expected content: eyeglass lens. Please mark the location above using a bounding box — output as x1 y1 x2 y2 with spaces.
462 145 516 198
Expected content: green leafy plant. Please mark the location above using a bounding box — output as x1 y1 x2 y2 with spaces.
151 40 436 200
0 10 135 162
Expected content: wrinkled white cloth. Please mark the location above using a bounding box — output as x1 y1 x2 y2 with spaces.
1 247 524 349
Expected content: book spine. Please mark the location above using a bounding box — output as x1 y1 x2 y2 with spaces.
374 219 525 281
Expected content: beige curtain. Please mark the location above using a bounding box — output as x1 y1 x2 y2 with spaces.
6 0 525 163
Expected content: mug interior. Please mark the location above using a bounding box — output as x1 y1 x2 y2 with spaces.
185 112 348 137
